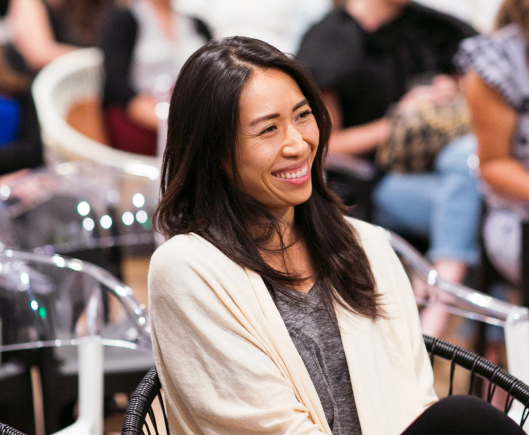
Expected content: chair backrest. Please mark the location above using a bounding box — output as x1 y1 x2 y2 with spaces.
0 423 27 435
121 367 169 435
123 334 529 435
424 334 529 427
31 48 159 173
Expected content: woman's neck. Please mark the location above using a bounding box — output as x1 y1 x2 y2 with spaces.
346 0 405 32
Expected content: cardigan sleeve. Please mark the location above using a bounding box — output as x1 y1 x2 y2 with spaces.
379 229 438 410
148 235 327 435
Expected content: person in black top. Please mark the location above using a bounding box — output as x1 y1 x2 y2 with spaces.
298 0 481 337
298 1 476 140
100 0 212 156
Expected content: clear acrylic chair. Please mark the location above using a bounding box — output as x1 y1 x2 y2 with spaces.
383 227 529 427
0 249 153 435
0 161 158 254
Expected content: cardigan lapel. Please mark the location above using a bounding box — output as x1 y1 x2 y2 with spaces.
335 304 427 435
245 269 333 435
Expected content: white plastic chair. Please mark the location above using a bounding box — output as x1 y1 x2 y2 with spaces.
31 48 159 179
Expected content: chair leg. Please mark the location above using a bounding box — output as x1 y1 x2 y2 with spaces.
0 363 35 434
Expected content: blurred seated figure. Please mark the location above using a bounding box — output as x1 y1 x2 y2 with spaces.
7 0 113 72
100 0 212 156
0 0 112 175
457 0 529 287
0 0 43 176
297 0 482 337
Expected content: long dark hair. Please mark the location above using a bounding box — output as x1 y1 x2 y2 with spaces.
155 36 382 319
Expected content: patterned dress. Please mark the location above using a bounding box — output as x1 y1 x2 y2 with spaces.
456 24 529 284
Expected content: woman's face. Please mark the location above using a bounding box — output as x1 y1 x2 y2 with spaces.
233 68 319 217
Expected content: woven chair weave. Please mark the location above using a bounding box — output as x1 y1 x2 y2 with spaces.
122 367 169 435
0 423 27 435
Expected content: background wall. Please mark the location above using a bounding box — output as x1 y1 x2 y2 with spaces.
176 0 505 53
416 0 503 31
177 0 331 53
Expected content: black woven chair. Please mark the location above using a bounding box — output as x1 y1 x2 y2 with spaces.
122 367 169 435
424 334 529 426
122 335 529 434
0 423 27 435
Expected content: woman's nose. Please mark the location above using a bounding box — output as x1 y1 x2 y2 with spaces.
282 125 305 156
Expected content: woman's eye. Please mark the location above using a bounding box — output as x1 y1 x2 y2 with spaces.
260 125 277 135
297 110 313 120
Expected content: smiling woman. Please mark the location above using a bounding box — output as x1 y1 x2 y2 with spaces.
147 36 523 435
236 68 319 221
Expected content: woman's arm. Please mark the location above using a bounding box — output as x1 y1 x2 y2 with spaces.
323 90 391 156
149 237 328 434
8 0 75 71
464 70 529 202
126 95 158 131
386 236 438 409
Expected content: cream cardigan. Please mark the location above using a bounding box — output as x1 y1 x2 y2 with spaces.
148 218 438 435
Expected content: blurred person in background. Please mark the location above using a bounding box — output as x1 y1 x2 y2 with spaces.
0 0 42 177
7 0 113 72
0 0 113 177
457 0 529 293
298 0 481 338
100 0 212 156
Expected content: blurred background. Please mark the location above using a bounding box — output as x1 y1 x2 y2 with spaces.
2 0 529 434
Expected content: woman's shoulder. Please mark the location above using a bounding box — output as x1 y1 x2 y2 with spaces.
457 24 525 59
344 217 404 273
344 216 387 247
149 232 245 281
406 2 476 38
456 24 529 110
151 233 218 268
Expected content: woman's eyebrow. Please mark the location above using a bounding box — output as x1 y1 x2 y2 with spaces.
292 99 309 112
249 99 309 127
250 113 280 127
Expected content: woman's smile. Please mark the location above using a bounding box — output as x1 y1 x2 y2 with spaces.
272 162 309 180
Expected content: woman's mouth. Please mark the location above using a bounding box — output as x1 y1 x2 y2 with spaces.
272 165 309 179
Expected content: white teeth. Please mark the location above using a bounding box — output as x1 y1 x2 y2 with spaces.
274 165 308 179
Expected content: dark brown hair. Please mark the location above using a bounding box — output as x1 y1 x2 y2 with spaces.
155 36 382 319
496 0 529 45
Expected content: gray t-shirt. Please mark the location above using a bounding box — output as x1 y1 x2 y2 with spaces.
270 281 362 435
